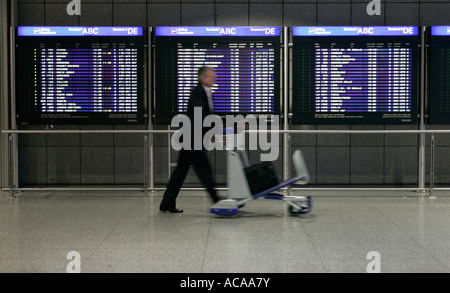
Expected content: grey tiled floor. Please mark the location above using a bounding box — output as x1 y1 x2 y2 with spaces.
1 190 449 273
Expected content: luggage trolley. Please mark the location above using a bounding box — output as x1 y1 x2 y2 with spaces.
210 128 312 216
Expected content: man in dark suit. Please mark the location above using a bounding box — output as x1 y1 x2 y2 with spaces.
159 66 221 213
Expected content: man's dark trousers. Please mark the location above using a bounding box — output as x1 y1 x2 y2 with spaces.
160 149 220 211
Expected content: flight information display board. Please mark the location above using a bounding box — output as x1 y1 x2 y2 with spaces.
15 26 145 125
292 26 419 125
154 26 281 124
429 26 450 124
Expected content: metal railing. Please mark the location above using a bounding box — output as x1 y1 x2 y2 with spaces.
2 25 447 198
2 128 449 198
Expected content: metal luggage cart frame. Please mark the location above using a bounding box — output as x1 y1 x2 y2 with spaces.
210 145 312 216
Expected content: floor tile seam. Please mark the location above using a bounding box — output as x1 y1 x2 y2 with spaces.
298 217 329 273
81 196 144 264
3 195 62 238
371 203 450 270
301 197 425 272
200 216 213 273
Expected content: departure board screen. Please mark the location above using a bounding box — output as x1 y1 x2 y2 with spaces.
154 26 280 124
292 26 419 125
16 26 145 125
429 26 450 124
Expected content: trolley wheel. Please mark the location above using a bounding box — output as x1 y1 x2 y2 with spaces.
288 196 312 215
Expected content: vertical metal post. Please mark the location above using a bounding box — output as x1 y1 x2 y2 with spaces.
8 134 14 197
429 134 435 198
283 27 289 182
149 132 154 191
168 125 172 180
418 26 426 191
6 1 19 194
0 0 6 190
144 134 148 196
9 25 19 192
147 27 154 192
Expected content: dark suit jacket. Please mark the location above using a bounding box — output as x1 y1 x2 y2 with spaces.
186 83 213 119
185 83 214 150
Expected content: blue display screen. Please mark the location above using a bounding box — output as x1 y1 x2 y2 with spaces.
155 26 280 37
293 26 418 37
429 26 450 124
18 26 143 36
15 26 145 125
431 26 450 36
154 26 281 124
292 26 419 125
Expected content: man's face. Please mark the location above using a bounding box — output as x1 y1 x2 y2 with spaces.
201 69 216 88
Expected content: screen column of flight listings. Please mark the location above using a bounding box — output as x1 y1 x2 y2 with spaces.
154 26 280 124
292 26 419 125
15 26 144 125
429 26 450 124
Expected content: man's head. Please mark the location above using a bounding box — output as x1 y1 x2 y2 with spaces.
198 66 216 88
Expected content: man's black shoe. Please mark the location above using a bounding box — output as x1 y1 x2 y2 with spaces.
160 208 184 213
